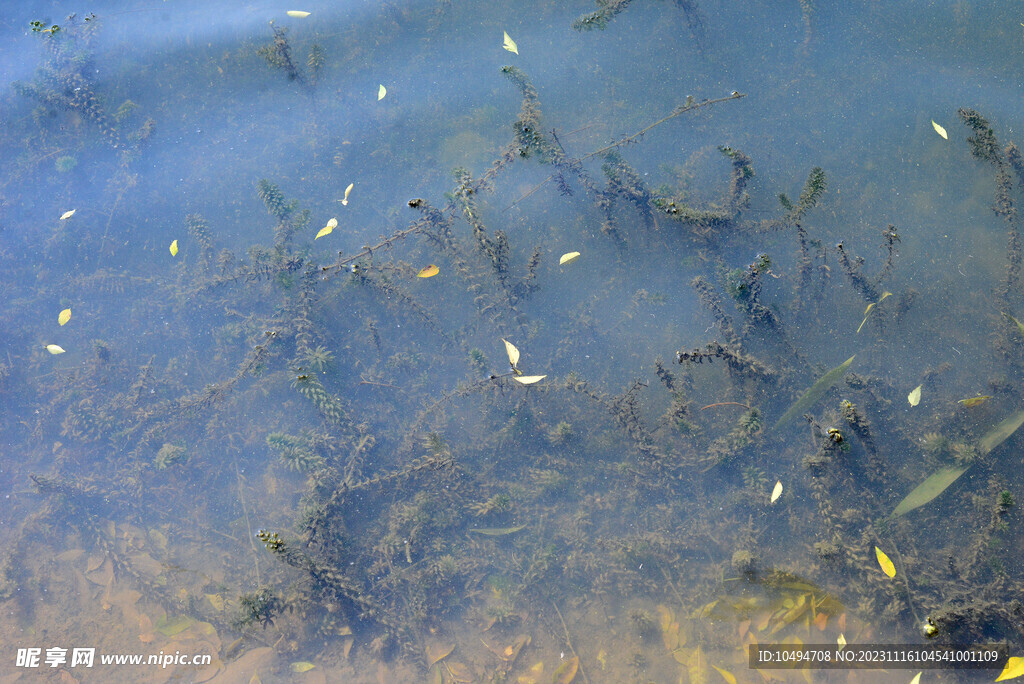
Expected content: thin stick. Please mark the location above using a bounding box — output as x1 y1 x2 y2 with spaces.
552 601 590 684
234 458 261 586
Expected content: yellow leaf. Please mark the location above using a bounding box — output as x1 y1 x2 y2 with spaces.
58 308 72 326
315 219 337 240
377 84 386 101
45 344 66 355
908 385 922 407
959 395 991 407
770 480 783 503
559 251 580 265
502 338 520 368
552 656 578 684
909 673 921 684
513 375 546 385
931 120 948 140
856 292 891 333
712 665 738 684
205 593 226 611
996 656 1024 681
502 31 518 55
290 661 316 673
875 546 896 579
169 239 178 256
417 264 440 278
837 633 846 650
425 642 455 666
286 10 310 18
341 183 354 206
60 209 76 220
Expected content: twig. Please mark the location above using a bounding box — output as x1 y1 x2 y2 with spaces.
552 601 590 684
700 401 751 411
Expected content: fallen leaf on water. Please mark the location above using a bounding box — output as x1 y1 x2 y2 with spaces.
341 183 354 206
45 344 66 355
502 338 520 368
502 31 518 55
315 218 337 240
169 239 178 256
377 84 386 101
931 120 948 139
513 375 545 385
58 308 72 326
875 546 896 579
770 480 783 503
996 656 1024 681
958 395 991 407
425 641 455 667
891 465 968 517
552 656 578 684
712 664 738 684
417 264 439 278
837 633 847 650
289 661 316 673
908 385 922 407
469 524 527 536
559 251 580 265
909 673 922 684
60 209 76 220
286 10 310 18
774 355 855 429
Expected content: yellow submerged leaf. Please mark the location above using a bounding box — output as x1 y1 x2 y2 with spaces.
552 656 578 684
837 633 846 650
908 385 922 407
341 182 354 205
60 209 76 220
770 480 783 503
502 338 520 368
425 641 455 666
959 395 991 407
996 656 1024 681
559 251 580 265
377 84 386 101
45 344 66 355
931 120 948 140
169 239 179 256
712 664 738 684
286 10 310 18
417 264 440 278
874 546 896 579
856 291 891 333
58 308 72 326
502 31 518 55
315 218 337 240
290 661 316 673
513 375 546 385
909 673 922 684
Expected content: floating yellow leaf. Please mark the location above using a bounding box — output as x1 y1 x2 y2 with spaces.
958 395 991 407
341 182 354 206
908 385 921 407
770 480 783 503
502 338 520 368
502 31 518 55
513 375 546 385
837 633 846 650
60 209 76 220
909 672 921 684
996 656 1024 681
286 10 310 18
931 120 948 140
417 264 440 278
874 546 896 579
289 661 316 673
712 665 738 684
45 344 66 355
559 251 580 265
315 218 337 240
58 308 72 326
169 239 178 256
377 84 386 101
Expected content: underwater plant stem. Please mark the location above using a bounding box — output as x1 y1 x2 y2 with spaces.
700 401 750 411
553 601 590 684
234 458 261 586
